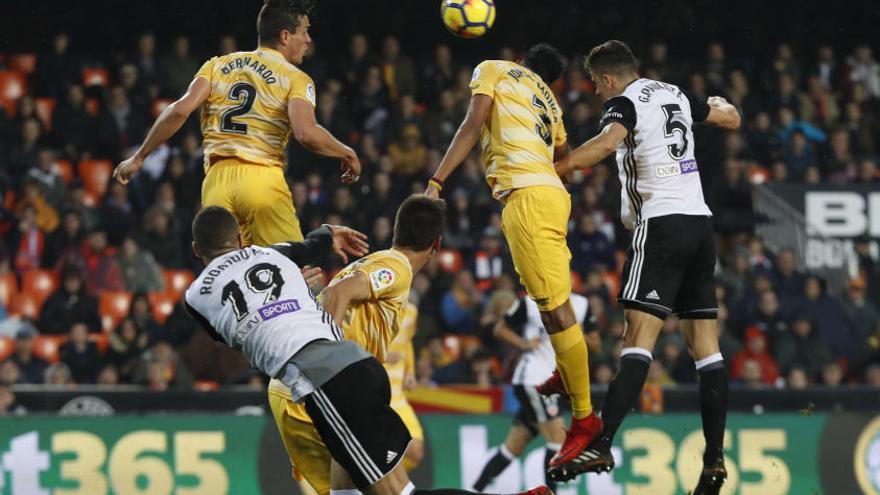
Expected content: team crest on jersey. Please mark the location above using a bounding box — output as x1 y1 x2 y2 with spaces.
471 67 481 81
369 268 396 291
306 84 316 105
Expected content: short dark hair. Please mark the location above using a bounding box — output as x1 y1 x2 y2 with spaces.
257 0 314 47
585 40 638 78
392 195 447 251
192 206 240 257
522 43 565 84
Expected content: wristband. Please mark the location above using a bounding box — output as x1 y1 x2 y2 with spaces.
428 177 445 191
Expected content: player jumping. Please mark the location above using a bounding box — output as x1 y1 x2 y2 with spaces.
425 44 601 471
184 205 551 495
548 41 740 494
113 0 361 247
269 196 439 494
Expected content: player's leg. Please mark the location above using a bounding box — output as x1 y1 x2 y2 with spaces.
268 386 332 495
533 394 565 492
391 401 425 470
472 421 533 491
677 217 727 495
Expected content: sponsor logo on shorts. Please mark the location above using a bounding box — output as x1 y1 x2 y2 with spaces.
259 299 301 320
369 268 396 292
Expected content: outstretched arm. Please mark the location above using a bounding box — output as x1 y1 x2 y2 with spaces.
289 99 361 183
425 94 493 197
320 271 371 327
554 122 628 177
114 77 211 184
704 96 742 130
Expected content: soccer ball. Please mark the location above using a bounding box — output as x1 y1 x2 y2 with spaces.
441 0 496 39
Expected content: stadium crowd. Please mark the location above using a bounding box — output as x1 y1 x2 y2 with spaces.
0 29 878 403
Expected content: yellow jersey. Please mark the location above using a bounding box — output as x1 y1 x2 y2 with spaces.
469 60 568 199
194 47 316 171
328 249 413 362
384 303 417 406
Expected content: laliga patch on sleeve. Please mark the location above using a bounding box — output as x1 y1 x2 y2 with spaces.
369 268 396 292
306 84 316 105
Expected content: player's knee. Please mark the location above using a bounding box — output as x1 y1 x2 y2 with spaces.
405 440 424 468
504 439 526 457
540 301 576 334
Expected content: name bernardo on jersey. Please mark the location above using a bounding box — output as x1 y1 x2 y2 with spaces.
219 55 278 84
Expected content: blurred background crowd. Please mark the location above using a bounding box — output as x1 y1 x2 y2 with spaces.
0 2 878 405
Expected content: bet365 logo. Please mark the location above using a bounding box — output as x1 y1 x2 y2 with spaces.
0 430 228 494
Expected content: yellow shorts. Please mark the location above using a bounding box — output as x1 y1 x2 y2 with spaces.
202 159 303 246
501 186 572 312
268 384 331 495
391 399 424 441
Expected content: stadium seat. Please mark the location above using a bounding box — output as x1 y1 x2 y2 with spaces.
0 272 18 308
437 248 463 273
32 335 64 364
8 54 37 75
194 380 220 391
0 71 27 115
0 337 14 361
22 269 60 307
81 68 109 88
152 98 172 117
53 159 74 184
89 333 108 354
163 270 195 301
99 291 132 332
34 97 56 131
148 292 175 325
8 293 39 320
78 159 112 204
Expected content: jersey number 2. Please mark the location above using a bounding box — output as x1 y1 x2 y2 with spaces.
661 103 689 160
220 83 257 135
221 263 285 321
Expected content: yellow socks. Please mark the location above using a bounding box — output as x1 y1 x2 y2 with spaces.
548 323 593 418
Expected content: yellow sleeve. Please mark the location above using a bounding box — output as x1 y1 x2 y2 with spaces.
289 71 317 107
195 57 216 82
469 61 500 98
355 258 410 301
554 116 568 147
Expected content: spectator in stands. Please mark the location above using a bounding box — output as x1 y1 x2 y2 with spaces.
849 45 880 98
59 321 101 383
38 268 101 334
160 36 199 96
15 179 59 233
783 130 817 181
34 31 80 99
59 230 124 295
842 278 880 368
731 327 780 386
107 317 150 382
568 213 615 277
27 149 66 208
10 204 44 274
565 101 599 146
132 32 159 86
0 382 26 416
774 316 832 381
52 84 94 160
441 270 481 334
426 90 462 150
825 129 856 181
716 303 744 363
771 248 805 299
218 34 237 55
381 36 417 100
95 86 149 161
8 328 48 384
443 189 476 251
471 228 507 291
865 364 880 387
118 236 165 294
340 34 377 91
790 275 857 360
129 293 167 343
136 207 184 269
43 210 83 268
0 361 21 384
857 158 879 183
786 367 809 389
133 340 194 390
821 361 845 386
44 362 73 387
99 182 138 246
96 364 120 386
740 359 770 389
387 124 427 177
353 66 390 133
741 289 788 343
60 180 99 231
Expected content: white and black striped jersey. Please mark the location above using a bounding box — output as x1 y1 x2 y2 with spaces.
599 78 713 230
506 294 591 386
185 227 344 380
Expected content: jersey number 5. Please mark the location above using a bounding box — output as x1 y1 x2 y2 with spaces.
221 263 285 321
220 83 257 135
661 103 689 160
